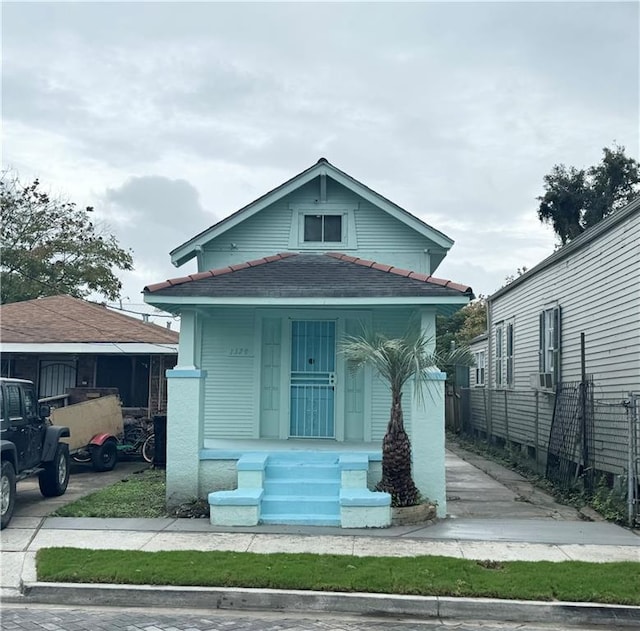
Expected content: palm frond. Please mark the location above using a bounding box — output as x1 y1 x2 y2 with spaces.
340 328 475 405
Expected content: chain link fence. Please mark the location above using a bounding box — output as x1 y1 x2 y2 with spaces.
458 386 639 525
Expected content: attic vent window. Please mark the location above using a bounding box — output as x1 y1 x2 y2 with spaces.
303 214 342 242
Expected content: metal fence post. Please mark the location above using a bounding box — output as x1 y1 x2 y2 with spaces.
504 389 509 445
628 393 639 526
534 389 540 471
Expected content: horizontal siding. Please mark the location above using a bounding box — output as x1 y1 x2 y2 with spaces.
463 387 635 478
468 388 488 434
490 209 640 398
200 177 439 273
202 311 256 439
201 200 293 270
353 200 434 272
370 309 414 441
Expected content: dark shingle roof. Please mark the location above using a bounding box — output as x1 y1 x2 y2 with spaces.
144 253 473 299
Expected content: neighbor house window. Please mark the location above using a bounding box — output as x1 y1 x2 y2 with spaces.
506 321 515 386
475 350 486 386
539 306 562 385
495 324 504 387
303 214 342 242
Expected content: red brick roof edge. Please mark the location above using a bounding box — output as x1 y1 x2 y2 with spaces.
144 252 298 293
325 252 472 293
144 251 472 295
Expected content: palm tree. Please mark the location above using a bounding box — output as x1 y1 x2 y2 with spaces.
341 328 473 507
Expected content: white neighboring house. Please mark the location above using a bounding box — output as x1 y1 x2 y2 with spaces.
470 195 640 482
487 195 639 398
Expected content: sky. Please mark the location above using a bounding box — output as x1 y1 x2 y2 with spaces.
2 1 639 325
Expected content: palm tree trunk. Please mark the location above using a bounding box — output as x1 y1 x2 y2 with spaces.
376 390 419 506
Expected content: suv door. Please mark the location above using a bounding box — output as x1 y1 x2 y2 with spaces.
4 384 30 470
23 385 45 467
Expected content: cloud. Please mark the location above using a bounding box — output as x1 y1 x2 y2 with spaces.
1 1 637 302
102 176 213 291
105 176 208 226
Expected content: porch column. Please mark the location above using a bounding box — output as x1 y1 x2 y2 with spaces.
410 369 447 517
165 309 205 507
410 308 447 517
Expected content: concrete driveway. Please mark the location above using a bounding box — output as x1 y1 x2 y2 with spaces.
8 460 149 528
445 442 583 520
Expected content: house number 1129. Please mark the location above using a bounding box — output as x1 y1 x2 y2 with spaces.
229 347 250 356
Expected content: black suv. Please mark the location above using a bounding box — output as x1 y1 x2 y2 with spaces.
1 378 71 529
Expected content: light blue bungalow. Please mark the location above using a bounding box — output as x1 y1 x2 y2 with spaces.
144 159 472 528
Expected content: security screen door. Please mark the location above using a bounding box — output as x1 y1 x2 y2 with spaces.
290 320 336 438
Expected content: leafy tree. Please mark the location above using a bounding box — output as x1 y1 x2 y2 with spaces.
503 266 528 287
1 171 133 304
537 145 640 245
436 298 487 356
340 328 473 507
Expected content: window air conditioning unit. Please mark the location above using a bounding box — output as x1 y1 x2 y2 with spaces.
529 373 553 389
538 372 553 389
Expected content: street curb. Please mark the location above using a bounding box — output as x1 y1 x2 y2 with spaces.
8 582 640 627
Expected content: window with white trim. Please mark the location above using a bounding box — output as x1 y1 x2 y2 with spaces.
495 324 504 387
475 350 486 386
506 321 515 387
539 306 561 385
303 214 342 242
289 206 357 250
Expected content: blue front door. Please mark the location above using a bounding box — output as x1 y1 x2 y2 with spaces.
290 320 335 438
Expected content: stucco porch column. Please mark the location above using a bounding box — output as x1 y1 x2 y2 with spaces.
165 309 205 507
165 369 206 506
408 307 447 517
410 369 447 517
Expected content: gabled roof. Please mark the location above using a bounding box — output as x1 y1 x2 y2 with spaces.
0 295 179 345
170 158 454 267
490 194 640 301
144 252 473 302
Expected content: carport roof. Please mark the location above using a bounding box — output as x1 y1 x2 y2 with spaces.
144 252 474 300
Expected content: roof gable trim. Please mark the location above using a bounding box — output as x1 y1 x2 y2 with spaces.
170 159 454 267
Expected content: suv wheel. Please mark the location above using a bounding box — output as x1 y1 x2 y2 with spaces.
1 460 17 530
39 444 70 497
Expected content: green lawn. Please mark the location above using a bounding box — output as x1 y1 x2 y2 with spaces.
53 469 167 518
37 548 640 605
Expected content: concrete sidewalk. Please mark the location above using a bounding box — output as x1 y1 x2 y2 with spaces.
1 446 639 627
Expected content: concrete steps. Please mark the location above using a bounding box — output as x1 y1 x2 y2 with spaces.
208 451 391 528
261 454 341 525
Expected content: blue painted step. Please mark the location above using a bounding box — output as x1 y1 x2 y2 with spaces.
261 496 339 516
260 453 341 526
264 479 339 496
261 514 341 526
265 464 340 480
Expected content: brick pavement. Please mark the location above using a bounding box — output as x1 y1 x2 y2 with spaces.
0 604 617 631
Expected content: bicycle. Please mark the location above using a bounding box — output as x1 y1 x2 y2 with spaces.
120 420 155 464
71 418 155 465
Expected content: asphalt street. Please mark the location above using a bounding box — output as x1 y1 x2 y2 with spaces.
0 604 632 631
